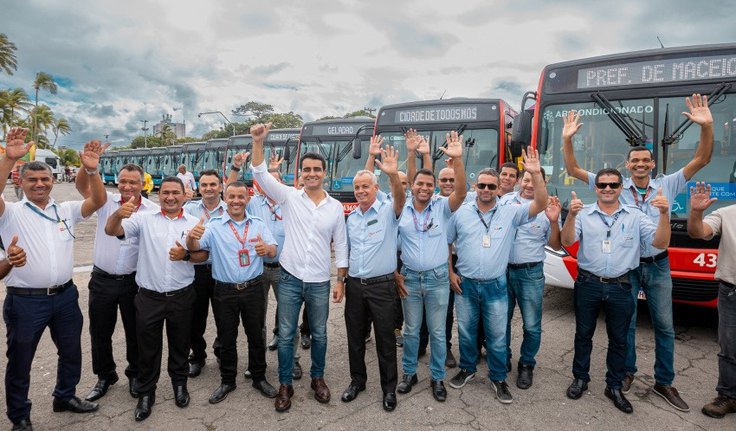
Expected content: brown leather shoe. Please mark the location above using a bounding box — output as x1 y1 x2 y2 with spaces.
274 384 294 412
652 384 690 412
622 373 634 394
311 377 331 403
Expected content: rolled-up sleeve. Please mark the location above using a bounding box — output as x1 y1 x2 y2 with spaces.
251 161 293 205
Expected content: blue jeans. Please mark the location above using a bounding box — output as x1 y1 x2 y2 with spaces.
401 264 450 381
572 271 635 389
455 276 509 381
625 258 675 385
506 263 545 368
276 270 330 385
717 282 736 399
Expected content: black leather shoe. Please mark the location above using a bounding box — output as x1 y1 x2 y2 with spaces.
52 396 99 413
129 377 139 398
134 393 155 422
208 383 236 404
84 373 119 401
397 374 418 394
566 378 588 400
430 380 447 402
268 333 278 351
188 361 205 378
383 392 397 412
11 418 32 431
173 385 190 408
253 379 278 398
292 359 303 380
341 383 366 402
517 363 534 390
605 386 633 414
301 334 311 349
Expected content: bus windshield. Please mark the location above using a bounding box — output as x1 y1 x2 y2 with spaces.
332 138 370 193
299 139 335 190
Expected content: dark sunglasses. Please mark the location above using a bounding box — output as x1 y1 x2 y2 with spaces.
439 178 455 183
476 183 498 190
595 182 622 190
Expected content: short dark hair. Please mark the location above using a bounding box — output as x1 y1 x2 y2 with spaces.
226 180 247 191
198 169 220 180
594 168 623 184
413 168 435 184
476 167 499 179
500 162 520 176
119 163 144 180
161 176 185 192
300 152 326 170
20 161 52 177
627 146 653 160
520 166 547 180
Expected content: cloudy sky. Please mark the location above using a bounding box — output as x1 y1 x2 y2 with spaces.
2 0 734 149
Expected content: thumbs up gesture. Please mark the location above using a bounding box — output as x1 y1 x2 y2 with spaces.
651 187 669 214
116 195 137 219
569 191 583 216
254 234 268 256
169 240 188 261
188 216 206 240
6 234 26 267
250 122 272 144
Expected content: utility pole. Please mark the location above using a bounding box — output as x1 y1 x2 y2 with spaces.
140 120 149 148
363 106 376 117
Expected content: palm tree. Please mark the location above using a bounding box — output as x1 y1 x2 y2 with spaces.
157 124 176 146
51 117 71 148
0 88 31 139
32 72 58 141
30 104 54 148
0 33 18 75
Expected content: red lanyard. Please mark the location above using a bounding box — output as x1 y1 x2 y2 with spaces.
630 186 652 208
227 220 250 248
203 205 224 220
265 201 282 221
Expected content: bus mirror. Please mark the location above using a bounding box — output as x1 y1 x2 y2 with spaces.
511 110 533 158
352 138 362 159
284 144 291 162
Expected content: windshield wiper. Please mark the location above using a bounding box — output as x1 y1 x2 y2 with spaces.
591 92 648 146
335 140 353 163
662 82 731 147
463 137 475 166
432 124 467 161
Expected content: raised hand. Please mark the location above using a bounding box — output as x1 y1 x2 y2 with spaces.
6 235 26 267
375 145 398 175
690 181 717 212
440 130 463 159
521 145 541 174
188 216 206 240
169 241 187 261
569 191 583 216
250 123 272 144
254 234 268 256
682 94 713 126
405 128 419 153
545 196 562 222
233 151 251 169
650 187 669 214
116 195 137 219
268 152 284 170
79 140 109 170
3 127 33 161
416 135 430 155
562 111 583 141
444 158 453 168
368 135 383 157
184 187 194 201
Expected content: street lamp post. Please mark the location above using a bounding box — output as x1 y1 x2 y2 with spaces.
198 111 235 137
139 120 149 148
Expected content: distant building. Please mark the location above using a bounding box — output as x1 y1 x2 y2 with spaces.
153 114 186 139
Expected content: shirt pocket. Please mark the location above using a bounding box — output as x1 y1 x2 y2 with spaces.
620 230 636 248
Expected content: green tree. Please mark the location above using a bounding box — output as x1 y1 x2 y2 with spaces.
32 72 58 141
232 101 274 118
51 117 71 148
130 135 163 148
0 33 18 75
344 109 375 118
30 104 54 148
56 148 80 167
0 88 31 138
260 112 304 128
157 123 176 146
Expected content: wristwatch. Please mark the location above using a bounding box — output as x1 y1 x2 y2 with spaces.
182 251 191 261
85 167 99 175
230 165 241 172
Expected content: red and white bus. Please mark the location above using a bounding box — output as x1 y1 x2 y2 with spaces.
513 43 736 308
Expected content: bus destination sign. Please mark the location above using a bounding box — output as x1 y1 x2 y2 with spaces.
380 104 498 126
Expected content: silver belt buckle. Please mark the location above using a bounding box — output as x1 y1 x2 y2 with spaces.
236 282 248 290
47 286 58 296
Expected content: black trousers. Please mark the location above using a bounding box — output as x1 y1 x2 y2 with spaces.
135 287 195 395
88 272 138 379
345 276 399 394
213 278 267 384
190 265 217 363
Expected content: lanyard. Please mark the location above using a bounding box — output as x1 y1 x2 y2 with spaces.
265 200 282 221
227 219 251 248
25 202 61 223
410 204 432 232
475 207 496 233
630 186 653 208
202 204 224 220
597 211 622 239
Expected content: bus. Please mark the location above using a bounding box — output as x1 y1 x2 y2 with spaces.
512 43 736 308
295 117 374 213
372 98 517 191
225 134 252 184
100 152 116 184
146 147 168 187
181 142 207 186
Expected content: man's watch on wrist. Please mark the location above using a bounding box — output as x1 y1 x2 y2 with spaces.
85 167 99 175
230 165 241 172
182 251 192 261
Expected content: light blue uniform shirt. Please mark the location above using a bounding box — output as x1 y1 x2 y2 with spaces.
573 203 657 278
198 212 277 283
503 192 552 264
398 197 453 272
183 199 227 265
587 169 685 257
347 198 400 278
447 199 531 280
247 195 285 263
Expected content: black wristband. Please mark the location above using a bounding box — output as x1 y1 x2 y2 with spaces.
231 165 241 172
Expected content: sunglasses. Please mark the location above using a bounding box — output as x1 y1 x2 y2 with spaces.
439 178 455 183
595 182 622 189
476 183 498 190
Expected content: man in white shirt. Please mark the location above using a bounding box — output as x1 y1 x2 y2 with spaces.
249 123 348 412
177 165 197 193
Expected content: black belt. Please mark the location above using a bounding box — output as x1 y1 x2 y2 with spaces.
508 261 542 270
139 285 192 298
578 268 630 284
640 250 668 263
92 265 136 281
216 275 263 291
349 273 395 286
194 264 212 272
264 262 280 268
7 280 74 296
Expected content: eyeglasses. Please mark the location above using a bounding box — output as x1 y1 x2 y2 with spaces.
595 182 622 189
476 183 498 190
439 178 455 183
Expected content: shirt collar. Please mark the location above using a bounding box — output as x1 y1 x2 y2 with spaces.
587 201 630 216
21 196 57 210
354 198 383 216
220 211 253 225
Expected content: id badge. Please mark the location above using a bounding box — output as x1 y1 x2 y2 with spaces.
482 234 491 248
602 240 612 254
238 249 251 267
